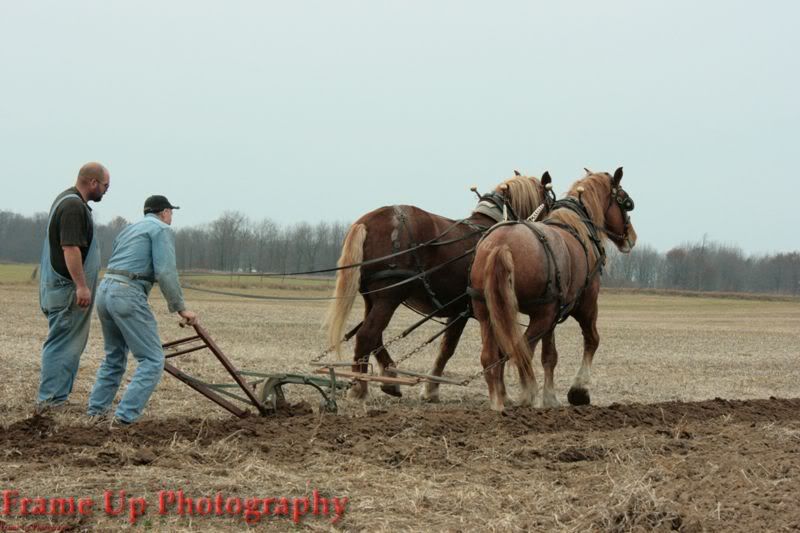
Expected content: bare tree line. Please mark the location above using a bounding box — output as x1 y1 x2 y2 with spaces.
173 211 350 273
604 239 800 295
2 209 798 295
0 210 349 276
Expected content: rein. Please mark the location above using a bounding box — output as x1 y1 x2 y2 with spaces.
182 246 477 301
181 188 540 281
180 216 487 280
181 191 549 313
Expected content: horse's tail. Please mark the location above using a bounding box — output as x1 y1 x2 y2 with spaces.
323 223 367 358
483 244 534 380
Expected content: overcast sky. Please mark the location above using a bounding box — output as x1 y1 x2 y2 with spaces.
1 1 797 254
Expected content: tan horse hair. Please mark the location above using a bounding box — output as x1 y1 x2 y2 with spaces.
495 175 544 221
323 223 367 358
483 244 535 381
545 172 612 266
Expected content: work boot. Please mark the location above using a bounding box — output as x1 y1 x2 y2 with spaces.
109 417 133 430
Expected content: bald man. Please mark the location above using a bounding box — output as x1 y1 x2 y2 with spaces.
36 162 110 413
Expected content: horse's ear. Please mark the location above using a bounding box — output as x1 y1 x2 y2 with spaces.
541 171 552 187
613 167 623 185
514 169 521 176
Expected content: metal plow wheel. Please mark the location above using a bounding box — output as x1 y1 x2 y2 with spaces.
256 371 349 414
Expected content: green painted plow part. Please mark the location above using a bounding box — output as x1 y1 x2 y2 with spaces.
196 370 349 415
256 371 349 413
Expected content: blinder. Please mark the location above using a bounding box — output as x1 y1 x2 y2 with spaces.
611 187 634 212
607 184 635 243
545 184 557 210
618 195 634 211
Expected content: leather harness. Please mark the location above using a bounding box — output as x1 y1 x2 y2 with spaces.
468 183 634 331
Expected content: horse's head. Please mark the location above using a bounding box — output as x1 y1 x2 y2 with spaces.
494 171 553 220
556 168 637 258
584 167 637 253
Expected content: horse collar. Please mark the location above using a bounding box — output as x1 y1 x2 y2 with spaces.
545 196 606 271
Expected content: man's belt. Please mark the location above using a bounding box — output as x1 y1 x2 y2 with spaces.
105 269 156 283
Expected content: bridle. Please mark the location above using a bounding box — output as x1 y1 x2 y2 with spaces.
543 183 557 212
604 180 635 243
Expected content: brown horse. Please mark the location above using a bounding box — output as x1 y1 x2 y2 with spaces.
324 172 553 401
469 168 637 411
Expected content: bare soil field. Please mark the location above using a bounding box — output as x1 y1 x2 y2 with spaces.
1 280 800 531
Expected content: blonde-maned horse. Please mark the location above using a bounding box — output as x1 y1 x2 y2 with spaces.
324 172 553 401
469 168 636 412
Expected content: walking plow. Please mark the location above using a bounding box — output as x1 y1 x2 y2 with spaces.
162 324 467 417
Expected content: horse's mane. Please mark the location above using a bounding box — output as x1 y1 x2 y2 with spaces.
492 175 543 220
546 172 612 265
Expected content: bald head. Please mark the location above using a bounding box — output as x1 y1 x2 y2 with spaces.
75 162 110 202
76 162 109 186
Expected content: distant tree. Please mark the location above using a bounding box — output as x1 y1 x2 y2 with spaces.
96 215 129 265
288 222 314 271
209 211 248 271
0 210 46 263
665 247 688 288
253 218 279 272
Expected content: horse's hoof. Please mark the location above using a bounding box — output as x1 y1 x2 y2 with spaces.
421 394 440 404
490 400 507 413
347 384 368 400
567 387 591 406
541 396 561 408
516 397 534 408
380 384 403 398
420 384 440 403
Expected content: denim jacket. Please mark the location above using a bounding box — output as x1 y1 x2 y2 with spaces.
106 214 185 312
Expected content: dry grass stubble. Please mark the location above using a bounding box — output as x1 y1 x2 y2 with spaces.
1 282 799 531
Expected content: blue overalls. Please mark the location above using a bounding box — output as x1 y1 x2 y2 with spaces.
37 194 100 407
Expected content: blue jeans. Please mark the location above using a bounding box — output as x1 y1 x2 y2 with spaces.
87 278 164 423
38 288 93 405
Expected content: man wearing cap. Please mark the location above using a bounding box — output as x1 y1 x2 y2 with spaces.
37 162 110 413
87 195 197 426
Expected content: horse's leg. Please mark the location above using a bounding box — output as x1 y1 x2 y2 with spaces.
568 302 599 406
420 314 468 403
348 298 372 400
514 317 549 408
515 336 539 407
540 329 561 408
349 295 404 400
478 319 508 412
374 337 403 398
